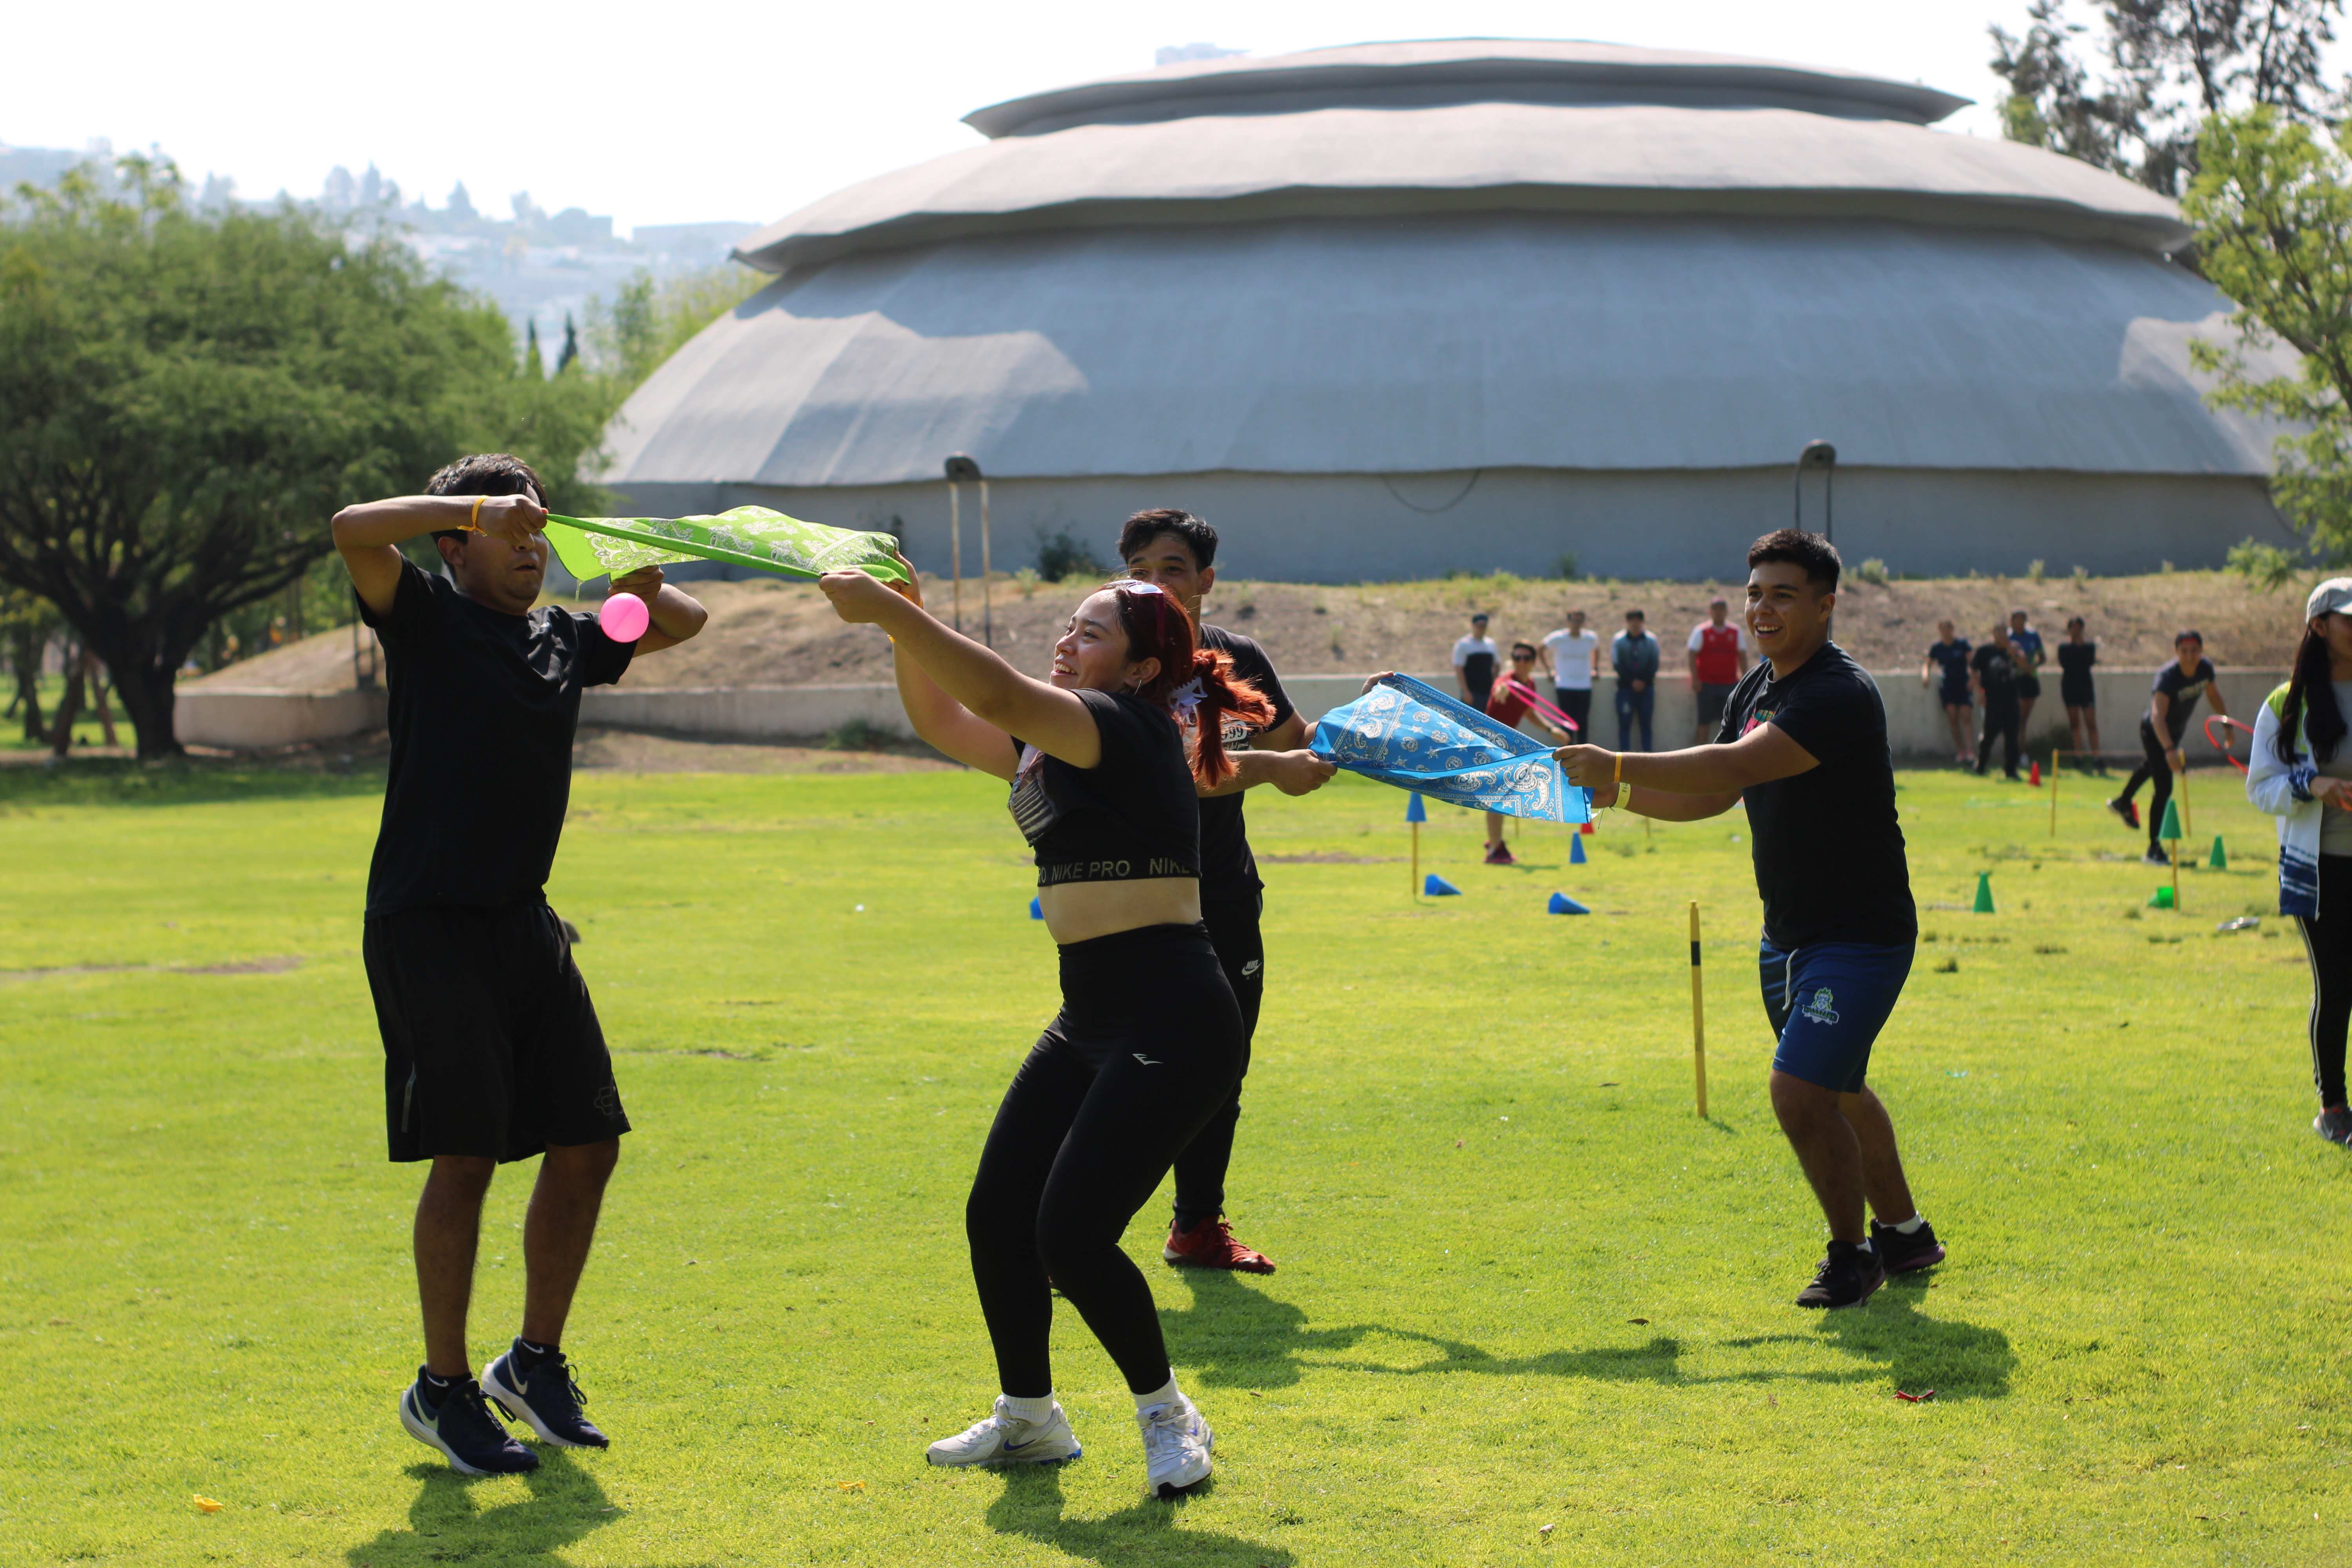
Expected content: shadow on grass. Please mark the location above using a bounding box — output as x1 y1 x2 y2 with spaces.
1161 1269 2012 1401
344 1450 689 1568
985 1463 1292 1566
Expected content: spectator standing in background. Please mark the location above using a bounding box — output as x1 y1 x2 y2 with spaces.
1480 643 1571 866
2112 630 2231 865
2009 608 2047 740
1687 596 1754 744
1612 610 1661 753
1971 621 2023 779
1922 620 1973 766
1541 607 1599 741
2057 617 2102 770
1454 613 1499 710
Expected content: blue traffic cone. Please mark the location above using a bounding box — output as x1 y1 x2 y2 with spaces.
1029 897 1044 920
1548 891 1590 915
1424 874 1462 897
1569 833 1587 866
1405 792 1428 824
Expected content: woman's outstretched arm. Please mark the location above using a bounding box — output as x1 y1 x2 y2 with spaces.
821 566 1103 769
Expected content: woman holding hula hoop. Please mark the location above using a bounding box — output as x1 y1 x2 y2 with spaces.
2247 577 2352 1146
819 559 1272 1495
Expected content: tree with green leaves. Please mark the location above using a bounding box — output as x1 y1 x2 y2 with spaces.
1991 0 2343 195
0 156 618 758
584 263 765 390
2185 106 2352 569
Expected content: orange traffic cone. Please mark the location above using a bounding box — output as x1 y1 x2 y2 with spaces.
2029 759 2041 787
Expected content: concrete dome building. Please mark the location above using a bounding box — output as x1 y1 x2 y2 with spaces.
600 38 2298 582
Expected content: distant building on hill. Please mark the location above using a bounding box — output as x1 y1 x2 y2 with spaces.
597 39 2305 583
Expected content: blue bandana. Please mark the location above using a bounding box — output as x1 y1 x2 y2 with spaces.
1310 674 1590 823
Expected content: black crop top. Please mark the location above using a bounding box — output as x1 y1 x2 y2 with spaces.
1008 688 1201 886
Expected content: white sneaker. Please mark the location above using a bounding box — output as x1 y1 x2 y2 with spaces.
926 1396 1082 1467
1138 1394 1214 1495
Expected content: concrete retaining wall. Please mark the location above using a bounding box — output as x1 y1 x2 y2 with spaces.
173 666 2284 761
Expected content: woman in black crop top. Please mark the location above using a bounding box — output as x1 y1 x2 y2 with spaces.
821 561 1271 1496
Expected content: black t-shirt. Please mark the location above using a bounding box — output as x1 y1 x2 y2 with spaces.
2056 640 2097 700
1716 642 1916 948
1196 625 1296 899
1927 639 1971 697
1009 688 1200 886
359 559 633 918
2148 658 2217 741
1971 642 2018 699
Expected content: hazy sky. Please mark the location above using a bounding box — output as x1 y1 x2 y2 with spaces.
16 1 2045 236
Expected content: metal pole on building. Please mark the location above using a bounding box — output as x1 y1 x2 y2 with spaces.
1793 440 1837 543
946 454 983 635
979 475 994 649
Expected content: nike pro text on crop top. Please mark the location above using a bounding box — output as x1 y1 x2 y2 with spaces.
1008 688 1201 886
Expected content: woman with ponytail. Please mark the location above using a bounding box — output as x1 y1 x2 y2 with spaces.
818 560 1270 1496
2247 577 2352 1146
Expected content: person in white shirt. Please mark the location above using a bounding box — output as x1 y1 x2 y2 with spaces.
1540 608 1600 741
1452 613 1500 708
1686 597 1755 743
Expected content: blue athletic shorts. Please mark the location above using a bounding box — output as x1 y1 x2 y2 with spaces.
1758 938 1916 1094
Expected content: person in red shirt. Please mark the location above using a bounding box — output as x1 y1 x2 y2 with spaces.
1482 643 1571 865
1687 597 1754 744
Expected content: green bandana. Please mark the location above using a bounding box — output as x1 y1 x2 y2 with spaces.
543 506 909 585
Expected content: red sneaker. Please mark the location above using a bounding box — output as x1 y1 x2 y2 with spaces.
1164 1216 1276 1273
1483 841 1516 866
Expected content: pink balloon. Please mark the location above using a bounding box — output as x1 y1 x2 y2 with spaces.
599 592 650 642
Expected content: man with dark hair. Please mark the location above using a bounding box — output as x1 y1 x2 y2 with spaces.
1554 528 1943 1309
1686 595 1753 745
1971 619 2024 780
1611 610 1660 752
1119 509 1336 1273
331 453 708 1474
1454 613 1499 709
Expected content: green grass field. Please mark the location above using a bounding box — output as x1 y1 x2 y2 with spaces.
2 759 2347 1566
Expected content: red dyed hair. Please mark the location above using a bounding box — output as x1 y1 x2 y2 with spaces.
1102 581 1276 786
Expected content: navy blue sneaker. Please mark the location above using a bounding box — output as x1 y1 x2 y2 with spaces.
484 1342 609 1449
399 1370 539 1475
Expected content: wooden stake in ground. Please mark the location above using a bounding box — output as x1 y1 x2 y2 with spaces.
1688 900 1708 1118
1406 790 1426 899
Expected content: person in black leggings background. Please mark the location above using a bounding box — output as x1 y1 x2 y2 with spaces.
2112 630 2231 864
2248 578 2352 1145
819 561 1271 1497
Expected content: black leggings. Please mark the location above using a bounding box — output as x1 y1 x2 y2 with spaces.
1977 694 2019 777
2300 856 2352 1107
2120 719 2177 851
1171 893 1265 1228
967 922 1245 1397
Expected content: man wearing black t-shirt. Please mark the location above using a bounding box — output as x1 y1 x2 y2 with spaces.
333 454 707 1475
1120 510 1336 1274
1555 529 1944 1310
1970 622 2024 780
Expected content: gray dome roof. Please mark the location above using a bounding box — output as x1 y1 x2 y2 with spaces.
605 39 2265 497
734 39 2187 272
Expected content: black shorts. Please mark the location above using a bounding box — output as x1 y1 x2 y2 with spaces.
1696 683 1735 727
2016 674 2042 699
363 902 630 1163
2061 678 2095 709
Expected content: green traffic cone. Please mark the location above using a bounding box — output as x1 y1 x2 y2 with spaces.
2157 797 2184 842
1973 871 1994 914
2147 885 2175 909
2209 835 2227 870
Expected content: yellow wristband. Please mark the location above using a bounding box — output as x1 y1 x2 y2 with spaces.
466 495 486 534
1613 752 1622 788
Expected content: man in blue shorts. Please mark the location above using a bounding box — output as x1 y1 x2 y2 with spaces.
1555 529 1945 1308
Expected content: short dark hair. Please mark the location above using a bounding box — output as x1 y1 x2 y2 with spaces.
2175 628 2203 646
1747 528 1841 592
1510 641 1538 657
1117 508 1216 571
425 453 548 547
1626 608 1646 619
2065 615 2086 630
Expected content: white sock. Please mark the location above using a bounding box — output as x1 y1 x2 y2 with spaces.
1888 1213 1926 1235
1132 1376 1180 1414
1000 1392 1055 1426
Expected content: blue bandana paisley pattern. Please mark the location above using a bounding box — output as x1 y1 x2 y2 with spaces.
1310 674 1590 822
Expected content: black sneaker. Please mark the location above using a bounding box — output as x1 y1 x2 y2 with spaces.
1869 1218 1947 1273
2315 1108 2352 1147
2142 849 2174 867
399 1370 539 1475
2109 797 2139 830
484 1342 608 1449
1794 1240 1886 1309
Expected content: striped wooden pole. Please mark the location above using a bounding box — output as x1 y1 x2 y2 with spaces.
1688 901 1708 1119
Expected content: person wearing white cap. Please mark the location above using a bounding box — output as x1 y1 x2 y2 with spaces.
2247 577 2352 1146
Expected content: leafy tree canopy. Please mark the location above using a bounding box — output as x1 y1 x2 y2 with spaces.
1991 0 2344 195
0 156 615 757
